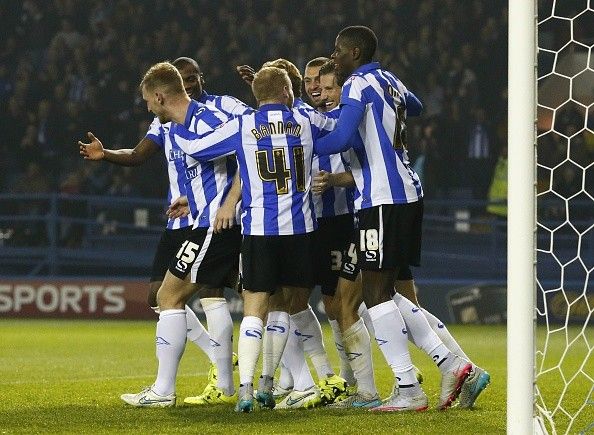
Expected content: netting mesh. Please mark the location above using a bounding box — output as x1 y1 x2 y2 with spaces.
536 1 594 434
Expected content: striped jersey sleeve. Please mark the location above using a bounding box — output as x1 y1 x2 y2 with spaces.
340 64 423 210
143 117 193 230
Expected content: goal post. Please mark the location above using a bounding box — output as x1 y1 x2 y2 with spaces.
507 0 537 433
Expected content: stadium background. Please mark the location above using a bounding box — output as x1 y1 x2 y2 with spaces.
0 0 590 323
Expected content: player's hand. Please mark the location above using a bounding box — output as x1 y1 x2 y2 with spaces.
78 132 105 160
167 196 190 219
213 201 236 234
312 170 332 194
236 65 255 86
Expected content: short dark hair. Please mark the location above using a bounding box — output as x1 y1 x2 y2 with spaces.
338 26 377 63
172 57 201 73
318 60 335 77
305 57 330 70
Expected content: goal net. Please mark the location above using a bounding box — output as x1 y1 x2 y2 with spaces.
535 1 594 433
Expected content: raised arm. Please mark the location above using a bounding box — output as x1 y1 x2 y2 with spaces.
78 132 159 166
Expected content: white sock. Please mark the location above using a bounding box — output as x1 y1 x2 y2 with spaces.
358 302 375 337
262 311 290 379
329 319 356 385
343 318 377 397
392 293 450 366
202 298 234 395
185 305 214 363
153 309 187 396
280 318 314 391
422 308 470 360
291 306 334 379
368 301 419 394
238 316 263 385
278 360 294 390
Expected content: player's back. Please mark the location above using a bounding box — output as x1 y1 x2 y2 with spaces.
235 103 331 236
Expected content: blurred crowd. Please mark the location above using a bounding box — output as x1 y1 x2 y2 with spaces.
0 0 589 210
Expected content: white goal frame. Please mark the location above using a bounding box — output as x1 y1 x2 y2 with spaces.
507 0 537 434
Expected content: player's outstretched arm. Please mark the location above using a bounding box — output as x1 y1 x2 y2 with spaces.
166 196 190 219
214 171 241 234
78 132 159 166
312 170 355 194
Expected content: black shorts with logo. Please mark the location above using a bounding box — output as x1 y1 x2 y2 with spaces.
240 233 315 293
151 227 193 282
168 226 241 287
356 201 423 271
314 214 356 296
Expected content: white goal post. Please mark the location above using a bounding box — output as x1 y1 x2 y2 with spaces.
509 0 594 433
507 0 537 433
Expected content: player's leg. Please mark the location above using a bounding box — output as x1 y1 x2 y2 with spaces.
167 227 241 406
324 292 356 394
393 272 490 408
120 270 197 408
235 235 274 412
149 228 214 362
257 289 290 409
273 233 324 409
356 204 429 412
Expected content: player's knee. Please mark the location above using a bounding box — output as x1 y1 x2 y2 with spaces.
198 285 223 298
147 281 161 308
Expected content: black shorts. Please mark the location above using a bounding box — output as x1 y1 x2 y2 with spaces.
240 233 315 293
168 226 241 287
356 201 423 271
151 227 193 282
314 214 355 296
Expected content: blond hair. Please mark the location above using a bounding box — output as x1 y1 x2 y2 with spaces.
252 67 291 102
262 58 302 97
140 62 185 96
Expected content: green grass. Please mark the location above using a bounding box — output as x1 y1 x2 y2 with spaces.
0 320 590 434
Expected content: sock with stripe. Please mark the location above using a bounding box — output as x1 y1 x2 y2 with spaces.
280 317 315 391
185 305 214 363
202 298 234 395
367 301 422 396
392 293 453 373
238 316 263 386
342 318 378 397
422 308 470 361
262 311 290 379
291 306 334 379
329 319 356 386
153 308 187 396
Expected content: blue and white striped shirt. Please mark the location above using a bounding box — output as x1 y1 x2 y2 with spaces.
174 104 336 236
315 62 423 210
311 107 353 218
145 93 252 229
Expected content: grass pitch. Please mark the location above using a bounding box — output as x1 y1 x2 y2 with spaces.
0 320 589 434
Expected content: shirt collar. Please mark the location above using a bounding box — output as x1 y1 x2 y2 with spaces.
258 103 291 112
351 61 381 76
197 91 209 104
184 100 201 128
